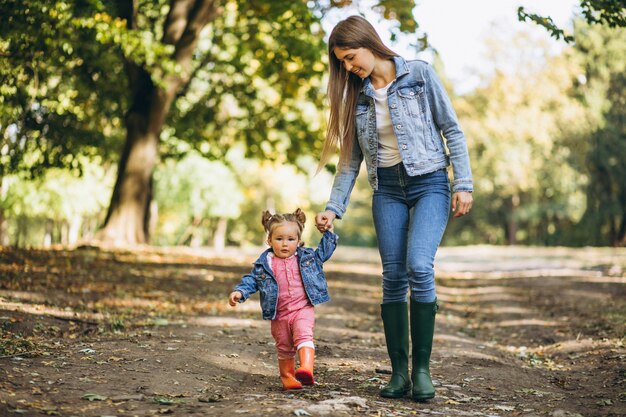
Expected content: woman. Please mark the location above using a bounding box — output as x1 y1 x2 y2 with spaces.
315 16 473 402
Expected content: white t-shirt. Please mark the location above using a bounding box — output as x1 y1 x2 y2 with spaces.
373 80 401 167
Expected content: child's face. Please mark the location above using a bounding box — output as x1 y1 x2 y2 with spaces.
268 222 300 259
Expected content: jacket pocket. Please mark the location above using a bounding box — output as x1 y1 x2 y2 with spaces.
253 267 269 295
301 256 327 298
397 84 425 118
398 83 440 153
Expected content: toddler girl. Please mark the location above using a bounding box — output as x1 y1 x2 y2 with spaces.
229 208 337 390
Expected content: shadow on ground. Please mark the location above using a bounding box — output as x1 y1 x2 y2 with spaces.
0 245 625 416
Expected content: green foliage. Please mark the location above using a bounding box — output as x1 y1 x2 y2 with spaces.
166 0 327 163
376 0 418 32
451 29 590 245
578 0 626 27
564 22 626 245
0 0 128 177
518 0 626 43
153 152 244 245
0 162 112 246
445 21 626 246
1 166 109 220
1 0 419 177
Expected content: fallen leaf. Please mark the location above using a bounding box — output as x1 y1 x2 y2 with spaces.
81 393 108 401
154 398 175 405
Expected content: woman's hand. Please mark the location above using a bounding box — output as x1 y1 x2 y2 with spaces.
228 291 243 307
451 192 473 218
315 210 337 233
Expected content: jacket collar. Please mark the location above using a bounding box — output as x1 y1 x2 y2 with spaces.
361 55 409 94
254 248 273 271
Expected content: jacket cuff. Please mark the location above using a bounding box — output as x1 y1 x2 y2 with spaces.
325 203 345 220
323 230 339 242
234 288 249 302
452 178 473 193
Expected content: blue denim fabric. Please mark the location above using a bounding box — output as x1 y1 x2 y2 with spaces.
372 165 450 304
234 231 337 320
326 56 472 219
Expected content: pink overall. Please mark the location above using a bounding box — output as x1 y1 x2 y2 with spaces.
269 254 315 359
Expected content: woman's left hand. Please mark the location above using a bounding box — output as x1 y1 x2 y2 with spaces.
451 191 473 218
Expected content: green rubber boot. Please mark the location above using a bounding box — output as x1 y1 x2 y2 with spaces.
410 299 438 401
380 302 411 398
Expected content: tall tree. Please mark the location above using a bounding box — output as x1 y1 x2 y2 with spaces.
98 0 418 246
564 22 626 245
97 0 222 245
0 0 127 178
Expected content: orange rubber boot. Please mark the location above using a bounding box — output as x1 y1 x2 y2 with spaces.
295 347 315 385
278 358 303 390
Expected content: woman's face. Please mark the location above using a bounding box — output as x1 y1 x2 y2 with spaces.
333 47 375 79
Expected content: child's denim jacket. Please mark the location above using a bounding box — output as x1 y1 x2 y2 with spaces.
326 56 473 219
234 231 337 320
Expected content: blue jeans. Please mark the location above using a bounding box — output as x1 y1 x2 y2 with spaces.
372 165 450 304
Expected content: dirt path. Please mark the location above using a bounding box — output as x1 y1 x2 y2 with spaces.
0 245 624 417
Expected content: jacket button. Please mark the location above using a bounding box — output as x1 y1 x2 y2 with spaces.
391 103 397 109
402 144 408 150
409 91 415 96
396 124 402 129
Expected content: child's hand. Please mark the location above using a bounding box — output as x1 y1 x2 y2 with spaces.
229 291 243 306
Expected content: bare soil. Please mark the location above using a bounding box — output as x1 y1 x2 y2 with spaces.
0 245 624 417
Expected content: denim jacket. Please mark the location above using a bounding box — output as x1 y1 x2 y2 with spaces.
234 231 337 320
326 56 473 219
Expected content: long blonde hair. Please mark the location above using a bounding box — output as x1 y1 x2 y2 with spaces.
318 16 397 172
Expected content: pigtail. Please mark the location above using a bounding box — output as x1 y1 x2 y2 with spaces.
261 210 273 232
293 208 306 228
293 208 306 247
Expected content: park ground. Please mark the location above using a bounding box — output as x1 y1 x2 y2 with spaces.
0 244 625 417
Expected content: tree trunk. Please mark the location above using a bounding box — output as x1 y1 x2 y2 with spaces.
615 188 626 246
213 217 227 252
506 193 520 245
68 216 82 246
96 102 161 245
96 0 221 246
15 216 25 247
0 177 6 246
43 219 53 247
177 216 202 246
0 209 6 246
